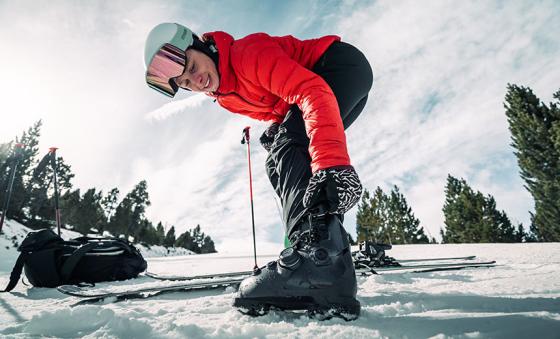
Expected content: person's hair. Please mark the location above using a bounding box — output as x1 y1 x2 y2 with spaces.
189 34 219 66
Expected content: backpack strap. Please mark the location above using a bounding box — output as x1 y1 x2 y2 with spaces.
60 242 100 282
66 237 134 253
3 252 29 292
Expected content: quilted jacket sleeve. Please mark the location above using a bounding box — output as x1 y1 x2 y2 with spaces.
232 34 350 173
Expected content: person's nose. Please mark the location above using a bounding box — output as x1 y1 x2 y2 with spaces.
194 72 204 88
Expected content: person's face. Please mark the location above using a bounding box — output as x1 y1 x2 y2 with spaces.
174 48 219 93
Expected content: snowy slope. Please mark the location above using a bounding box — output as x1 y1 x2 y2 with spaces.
1 219 559 338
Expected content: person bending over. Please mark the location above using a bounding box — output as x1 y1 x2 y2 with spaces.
144 23 373 320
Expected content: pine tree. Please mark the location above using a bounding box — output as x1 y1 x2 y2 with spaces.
504 85 560 241
107 180 151 238
136 220 160 246
442 175 519 243
200 235 216 253
190 225 203 251
60 189 81 230
26 152 74 228
155 222 165 245
441 175 467 243
24 152 51 228
105 199 129 236
0 142 11 172
190 224 217 253
387 186 429 244
101 188 119 224
0 121 42 223
164 226 176 247
58 188 105 234
175 229 194 250
355 189 371 242
356 186 428 244
175 225 217 253
514 223 526 243
356 187 390 243
125 181 150 239
76 189 105 234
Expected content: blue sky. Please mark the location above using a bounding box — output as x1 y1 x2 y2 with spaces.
1 0 559 252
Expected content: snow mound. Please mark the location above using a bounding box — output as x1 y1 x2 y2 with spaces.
0 219 29 274
136 244 194 258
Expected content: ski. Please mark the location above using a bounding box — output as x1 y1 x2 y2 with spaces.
397 255 476 263
58 260 496 301
144 256 477 282
57 242 494 301
58 276 244 300
145 270 252 282
356 260 496 273
147 260 495 282
145 250 479 282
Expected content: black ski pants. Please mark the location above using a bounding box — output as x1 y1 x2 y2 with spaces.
266 41 373 236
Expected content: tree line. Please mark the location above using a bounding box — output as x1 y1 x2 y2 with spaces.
0 122 216 253
357 84 559 244
1 84 558 245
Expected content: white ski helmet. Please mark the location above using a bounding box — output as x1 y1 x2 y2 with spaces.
144 22 195 97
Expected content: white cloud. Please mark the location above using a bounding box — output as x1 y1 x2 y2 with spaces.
145 94 211 121
1 0 558 250
338 0 559 238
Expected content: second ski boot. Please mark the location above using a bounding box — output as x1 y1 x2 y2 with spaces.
233 209 360 320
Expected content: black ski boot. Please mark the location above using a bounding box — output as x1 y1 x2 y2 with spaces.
233 208 360 320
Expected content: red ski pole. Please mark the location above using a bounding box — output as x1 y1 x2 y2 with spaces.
241 126 259 271
0 143 24 233
49 147 62 236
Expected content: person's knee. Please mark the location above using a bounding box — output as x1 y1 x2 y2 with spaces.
343 95 368 129
265 153 277 174
358 56 373 97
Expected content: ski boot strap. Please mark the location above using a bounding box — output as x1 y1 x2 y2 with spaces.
289 208 329 245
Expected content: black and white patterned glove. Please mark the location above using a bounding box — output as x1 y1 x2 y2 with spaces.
303 165 363 214
259 122 280 152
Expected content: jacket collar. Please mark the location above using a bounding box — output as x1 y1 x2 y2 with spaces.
202 31 236 96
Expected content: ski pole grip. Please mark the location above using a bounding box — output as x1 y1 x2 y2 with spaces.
241 126 251 144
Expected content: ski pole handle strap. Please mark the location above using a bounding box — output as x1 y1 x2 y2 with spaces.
3 252 28 292
60 242 99 282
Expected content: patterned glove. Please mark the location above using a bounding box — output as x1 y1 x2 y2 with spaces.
259 122 280 152
303 165 363 214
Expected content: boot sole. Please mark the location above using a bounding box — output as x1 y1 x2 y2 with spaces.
233 296 360 321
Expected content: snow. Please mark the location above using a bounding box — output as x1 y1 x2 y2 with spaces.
1 219 559 338
136 244 195 258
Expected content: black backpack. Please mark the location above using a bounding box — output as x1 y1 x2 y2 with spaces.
3 229 147 292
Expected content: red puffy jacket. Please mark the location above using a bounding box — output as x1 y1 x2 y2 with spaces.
203 31 350 173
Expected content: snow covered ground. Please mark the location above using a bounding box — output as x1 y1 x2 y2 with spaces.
1 219 559 338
